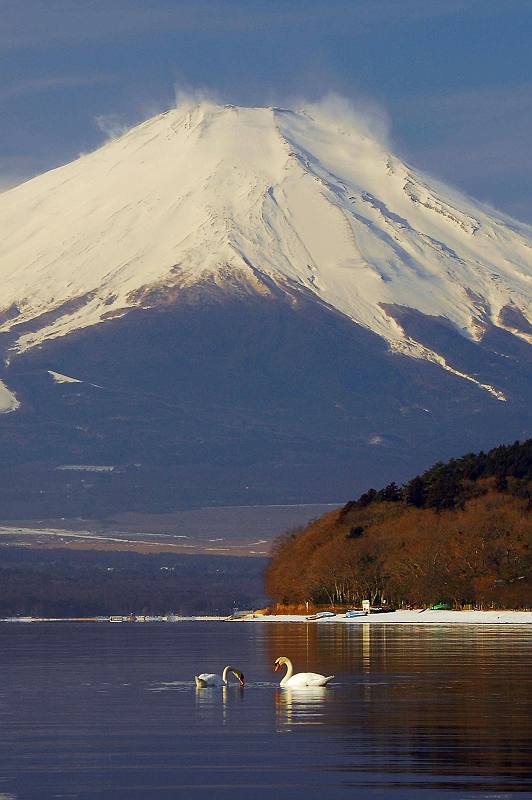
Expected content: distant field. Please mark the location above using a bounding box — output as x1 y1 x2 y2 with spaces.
0 503 338 556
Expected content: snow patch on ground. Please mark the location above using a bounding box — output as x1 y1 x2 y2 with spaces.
390 339 507 400
48 370 83 384
236 610 532 625
0 379 19 413
56 465 115 472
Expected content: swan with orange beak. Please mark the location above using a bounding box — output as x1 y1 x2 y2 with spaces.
274 656 334 687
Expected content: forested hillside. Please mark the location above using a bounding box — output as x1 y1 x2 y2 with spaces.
266 440 531 610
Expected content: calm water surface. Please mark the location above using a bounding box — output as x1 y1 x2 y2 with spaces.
0 622 530 799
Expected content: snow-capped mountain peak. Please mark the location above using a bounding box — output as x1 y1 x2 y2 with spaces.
0 101 530 399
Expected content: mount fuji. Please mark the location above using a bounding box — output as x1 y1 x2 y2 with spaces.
0 101 530 516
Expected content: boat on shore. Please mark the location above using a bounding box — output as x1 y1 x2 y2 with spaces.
306 611 336 621
226 610 254 620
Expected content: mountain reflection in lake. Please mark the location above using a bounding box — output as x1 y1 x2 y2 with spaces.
0 621 530 799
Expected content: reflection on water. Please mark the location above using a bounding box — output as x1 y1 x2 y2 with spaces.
0 621 530 799
275 686 331 730
194 685 246 727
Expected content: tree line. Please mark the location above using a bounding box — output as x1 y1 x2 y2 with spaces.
265 440 531 610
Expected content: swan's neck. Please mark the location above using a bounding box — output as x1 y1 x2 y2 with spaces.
280 658 293 686
222 665 235 684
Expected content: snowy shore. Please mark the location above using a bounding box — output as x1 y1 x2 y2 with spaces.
2 610 530 625
237 610 532 625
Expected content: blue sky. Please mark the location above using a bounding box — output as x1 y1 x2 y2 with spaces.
1 0 531 222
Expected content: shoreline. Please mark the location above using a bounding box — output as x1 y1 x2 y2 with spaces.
236 610 532 625
1 610 531 625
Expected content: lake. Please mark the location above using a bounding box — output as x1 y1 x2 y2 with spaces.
0 622 530 799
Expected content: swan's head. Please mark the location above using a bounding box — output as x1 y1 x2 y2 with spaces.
274 656 288 672
233 669 245 687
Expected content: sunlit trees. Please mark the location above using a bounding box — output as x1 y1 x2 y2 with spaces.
266 440 532 610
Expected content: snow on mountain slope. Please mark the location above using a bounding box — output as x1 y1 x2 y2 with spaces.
48 370 83 384
0 101 530 398
0 379 19 413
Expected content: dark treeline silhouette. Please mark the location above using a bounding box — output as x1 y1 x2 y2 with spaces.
0 549 267 617
266 440 531 610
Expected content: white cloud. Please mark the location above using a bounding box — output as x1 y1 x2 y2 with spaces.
302 92 391 148
94 113 130 141
174 85 224 111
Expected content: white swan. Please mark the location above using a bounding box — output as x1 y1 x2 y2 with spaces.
274 656 334 687
194 665 245 688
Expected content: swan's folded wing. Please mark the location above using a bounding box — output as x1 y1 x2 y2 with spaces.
301 672 334 686
195 672 221 686
303 672 329 683
285 671 333 687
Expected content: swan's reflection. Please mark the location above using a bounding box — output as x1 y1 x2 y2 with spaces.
195 685 244 725
275 686 331 731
